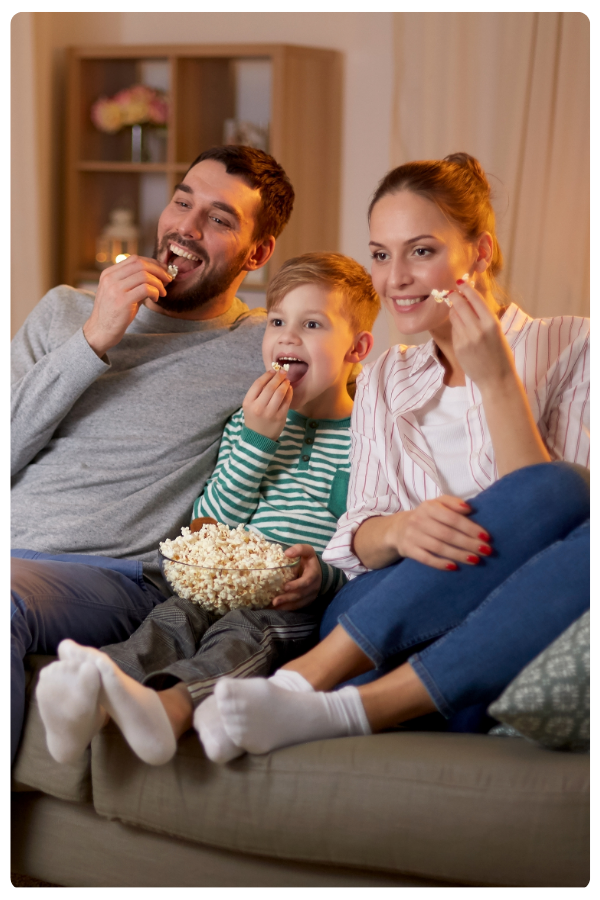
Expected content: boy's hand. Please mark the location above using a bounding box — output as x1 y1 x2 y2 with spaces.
242 369 293 441
271 545 321 611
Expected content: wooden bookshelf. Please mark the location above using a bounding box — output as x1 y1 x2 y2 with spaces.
64 44 342 289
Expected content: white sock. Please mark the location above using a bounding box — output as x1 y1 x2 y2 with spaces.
194 669 313 764
268 669 314 692
215 677 371 756
194 694 244 764
36 657 107 764
58 640 177 766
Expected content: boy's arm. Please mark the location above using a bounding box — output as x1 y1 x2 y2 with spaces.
193 410 279 526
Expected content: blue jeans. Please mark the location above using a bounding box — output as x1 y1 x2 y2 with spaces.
320 463 590 726
11 551 165 762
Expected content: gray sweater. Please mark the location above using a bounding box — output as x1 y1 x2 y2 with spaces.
11 286 267 575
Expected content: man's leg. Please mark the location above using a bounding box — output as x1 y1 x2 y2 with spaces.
11 556 164 762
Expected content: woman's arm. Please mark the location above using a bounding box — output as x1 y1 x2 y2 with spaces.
449 287 550 477
353 495 489 571
323 363 491 574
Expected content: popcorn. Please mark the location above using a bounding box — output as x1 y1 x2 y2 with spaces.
271 361 290 372
167 264 178 278
159 523 299 615
431 289 451 306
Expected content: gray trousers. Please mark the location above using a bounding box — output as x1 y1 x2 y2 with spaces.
102 595 327 707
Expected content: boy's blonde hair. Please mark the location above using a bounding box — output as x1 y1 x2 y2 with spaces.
266 252 380 333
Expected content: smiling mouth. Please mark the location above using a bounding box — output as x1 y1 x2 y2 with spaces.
167 243 205 277
276 356 309 385
392 296 428 309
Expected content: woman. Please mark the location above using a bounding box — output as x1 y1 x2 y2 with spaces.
196 153 590 762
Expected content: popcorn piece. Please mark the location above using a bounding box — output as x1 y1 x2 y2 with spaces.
271 361 290 372
159 523 299 615
431 289 451 305
167 264 178 278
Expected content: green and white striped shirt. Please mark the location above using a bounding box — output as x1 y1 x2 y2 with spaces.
192 408 351 594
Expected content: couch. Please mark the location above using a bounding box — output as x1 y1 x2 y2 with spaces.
11 654 589 887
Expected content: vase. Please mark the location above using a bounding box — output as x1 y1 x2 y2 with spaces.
129 125 167 163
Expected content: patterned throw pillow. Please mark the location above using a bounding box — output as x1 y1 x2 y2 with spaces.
488 610 589 752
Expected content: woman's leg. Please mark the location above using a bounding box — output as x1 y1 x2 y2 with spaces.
281 462 589 687
408 518 590 718
215 518 589 753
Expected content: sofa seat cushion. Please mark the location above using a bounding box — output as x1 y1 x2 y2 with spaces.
12 656 92 804
91 723 589 887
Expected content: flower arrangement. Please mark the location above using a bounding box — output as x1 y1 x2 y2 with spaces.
91 84 168 134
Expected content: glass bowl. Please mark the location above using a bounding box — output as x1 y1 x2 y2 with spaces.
158 548 301 614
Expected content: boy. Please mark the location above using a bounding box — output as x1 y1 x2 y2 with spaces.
37 253 379 766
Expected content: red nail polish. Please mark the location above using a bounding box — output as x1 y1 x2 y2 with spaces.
460 502 471 510
478 531 490 541
466 555 480 564
456 278 465 285
479 544 492 556
446 562 458 571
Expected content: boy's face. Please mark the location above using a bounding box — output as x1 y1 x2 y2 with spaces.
262 284 356 416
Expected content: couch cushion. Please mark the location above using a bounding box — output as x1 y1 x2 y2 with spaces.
91 724 589 887
489 610 590 751
12 656 92 804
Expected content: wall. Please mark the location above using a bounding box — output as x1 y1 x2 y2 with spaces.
11 11 395 358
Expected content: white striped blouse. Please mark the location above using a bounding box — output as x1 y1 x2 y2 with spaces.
322 303 590 578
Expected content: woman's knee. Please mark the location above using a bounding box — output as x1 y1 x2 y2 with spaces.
473 461 589 526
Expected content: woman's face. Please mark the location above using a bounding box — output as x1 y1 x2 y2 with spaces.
369 190 477 335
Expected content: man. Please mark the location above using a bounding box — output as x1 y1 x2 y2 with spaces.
11 145 295 761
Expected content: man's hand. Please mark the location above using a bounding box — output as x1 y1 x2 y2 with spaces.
83 255 173 357
242 369 293 441
271 544 322 610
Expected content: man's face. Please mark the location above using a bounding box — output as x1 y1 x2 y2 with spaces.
153 159 263 313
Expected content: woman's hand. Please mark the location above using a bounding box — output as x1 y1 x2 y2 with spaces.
242 369 293 441
448 280 551 476
448 281 515 390
354 498 491 571
271 545 322 610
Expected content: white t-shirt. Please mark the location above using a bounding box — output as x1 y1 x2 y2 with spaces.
413 385 479 500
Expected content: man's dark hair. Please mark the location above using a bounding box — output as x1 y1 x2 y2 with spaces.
186 145 295 242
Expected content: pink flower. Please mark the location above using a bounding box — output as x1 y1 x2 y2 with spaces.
91 85 169 133
91 98 123 133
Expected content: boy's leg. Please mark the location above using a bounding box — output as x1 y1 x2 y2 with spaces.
100 596 219 685
155 603 324 705
188 603 326 763
11 555 164 763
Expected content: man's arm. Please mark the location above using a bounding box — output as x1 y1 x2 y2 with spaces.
11 290 110 476
12 258 172 477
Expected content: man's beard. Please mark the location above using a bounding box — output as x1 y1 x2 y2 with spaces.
152 239 249 314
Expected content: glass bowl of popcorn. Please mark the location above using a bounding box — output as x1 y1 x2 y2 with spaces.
158 522 301 614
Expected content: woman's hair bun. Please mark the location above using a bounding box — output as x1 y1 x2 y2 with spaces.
444 152 490 194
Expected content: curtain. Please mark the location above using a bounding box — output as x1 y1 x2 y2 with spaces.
390 12 589 323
